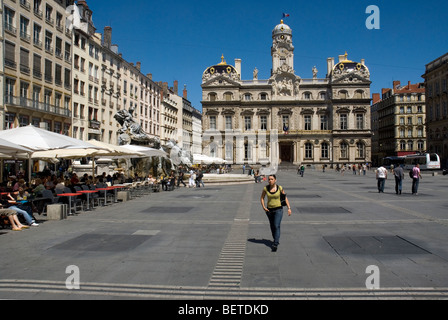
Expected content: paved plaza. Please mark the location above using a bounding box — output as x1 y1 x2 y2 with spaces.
1 168 448 300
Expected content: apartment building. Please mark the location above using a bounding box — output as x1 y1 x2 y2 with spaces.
371 81 426 164
422 52 448 168
70 1 161 145
3 0 74 133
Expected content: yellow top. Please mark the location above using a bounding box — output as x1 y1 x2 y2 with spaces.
264 185 283 209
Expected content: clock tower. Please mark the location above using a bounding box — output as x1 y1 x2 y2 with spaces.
271 20 294 75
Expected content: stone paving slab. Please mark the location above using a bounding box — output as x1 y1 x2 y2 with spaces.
1 168 448 299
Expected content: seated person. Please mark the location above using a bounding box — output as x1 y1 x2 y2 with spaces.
0 206 29 231
5 192 39 227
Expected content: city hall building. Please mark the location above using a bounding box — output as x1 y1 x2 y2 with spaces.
201 20 372 168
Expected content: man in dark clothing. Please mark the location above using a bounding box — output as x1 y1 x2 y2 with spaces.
393 165 405 195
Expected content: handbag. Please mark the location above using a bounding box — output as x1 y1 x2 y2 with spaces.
279 186 287 207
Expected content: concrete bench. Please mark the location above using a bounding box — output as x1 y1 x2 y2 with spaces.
47 204 68 220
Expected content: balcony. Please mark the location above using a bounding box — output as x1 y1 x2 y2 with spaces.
89 120 101 130
4 94 71 118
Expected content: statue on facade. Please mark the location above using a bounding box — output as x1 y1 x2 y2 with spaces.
253 67 258 80
312 66 318 78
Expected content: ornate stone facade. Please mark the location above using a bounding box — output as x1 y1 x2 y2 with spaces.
201 20 372 167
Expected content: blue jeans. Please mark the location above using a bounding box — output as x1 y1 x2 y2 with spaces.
412 178 420 194
377 178 385 192
9 205 34 225
395 177 403 194
265 208 283 245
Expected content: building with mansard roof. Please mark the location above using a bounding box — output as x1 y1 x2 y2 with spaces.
201 20 372 168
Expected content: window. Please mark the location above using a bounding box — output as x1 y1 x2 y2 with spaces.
303 92 311 100
400 129 405 138
418 140 424 151
20 16 30 40
305 143 313 159
224 92 232 101
5 41 16 68
33 24 42 46
407 106 412 113
225 116 232 130
320 92 326 100
45 31 52 52
321 143 329 159
260 93 267 100
407 117 413 125
209 116 216 130
340 114 348 130
260 115 267 130
408 129 412 138
400 140 406 151
339 91 347 99
5 113 16 130
356 114 364 130
354 90 363 99
209 93 216 101
356 142 365 158
407 141 413 151
244 93 251 101
4 8 15 33
400 117 405 125
400 107 404 114
20 48 30 74
282 116 289 131
320 115 328 130
304 115 311 130
340 142 348 159
244 116 251 131
44 59 52 82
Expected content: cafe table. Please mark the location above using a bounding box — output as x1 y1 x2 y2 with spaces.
77 190 98 210
57 192 82 215
95 187 115 206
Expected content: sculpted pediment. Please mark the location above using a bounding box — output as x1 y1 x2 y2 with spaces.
202 74 241 87
331 72 370 85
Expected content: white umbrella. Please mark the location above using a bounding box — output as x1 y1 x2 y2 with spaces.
0 138 32 155
0 125 98 151
118 144 168 158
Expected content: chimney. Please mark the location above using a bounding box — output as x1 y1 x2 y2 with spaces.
173 80 178 95
136 62 141 71
393 80 401 91
183 85 187 99
327 57 334 77
103 26 112 49
372 93 381 104
235 59 241 76
147 73 152 80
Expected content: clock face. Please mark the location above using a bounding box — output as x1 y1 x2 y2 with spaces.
279 48 288 57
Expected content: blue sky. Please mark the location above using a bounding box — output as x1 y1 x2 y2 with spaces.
87 0 448 111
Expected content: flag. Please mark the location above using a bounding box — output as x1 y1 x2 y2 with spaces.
282 13 290 18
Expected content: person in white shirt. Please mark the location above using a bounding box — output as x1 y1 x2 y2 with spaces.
376 165 387 193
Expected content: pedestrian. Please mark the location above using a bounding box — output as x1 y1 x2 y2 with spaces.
242 164 245 174
362 163 367 175
177 170 186 187
393 164 404 195
188 170 196 188
300 164 305 177
411 163 423 195
197 170 205 188
376 165 387 193
260 174 292 252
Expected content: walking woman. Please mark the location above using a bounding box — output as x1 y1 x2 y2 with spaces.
260 175 292 252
